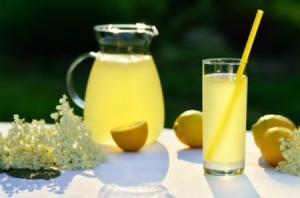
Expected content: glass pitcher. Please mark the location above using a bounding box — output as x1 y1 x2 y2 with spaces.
66 23 164 146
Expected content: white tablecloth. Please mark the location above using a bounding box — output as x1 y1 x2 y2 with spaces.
0 122 300 197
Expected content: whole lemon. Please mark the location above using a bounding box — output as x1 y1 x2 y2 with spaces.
173 110 203 148
251 114 296 147
110 121 148 152
259 127 293 166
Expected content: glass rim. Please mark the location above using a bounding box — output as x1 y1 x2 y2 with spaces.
93 23 159 36
203 58 247 65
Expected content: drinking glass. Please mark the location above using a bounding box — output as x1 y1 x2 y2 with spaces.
202 58 248 176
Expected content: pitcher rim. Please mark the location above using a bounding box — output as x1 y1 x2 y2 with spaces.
93 23 159 36
203 58 247 65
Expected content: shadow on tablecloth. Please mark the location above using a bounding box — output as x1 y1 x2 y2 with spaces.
177 148 203 164
0 169 93 197
205 174 260 198
95 141 173 197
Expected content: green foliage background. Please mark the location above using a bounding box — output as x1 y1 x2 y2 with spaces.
0 0 300 129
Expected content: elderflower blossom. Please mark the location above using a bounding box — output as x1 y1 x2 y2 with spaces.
0 95 106 171
51 95 107 169
5 116 55 170
276 127 300 176
0 134 7 169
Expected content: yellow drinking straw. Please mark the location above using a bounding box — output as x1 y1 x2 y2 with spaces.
205 9 264 160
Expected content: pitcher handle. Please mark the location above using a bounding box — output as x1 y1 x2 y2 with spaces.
66 52 97 109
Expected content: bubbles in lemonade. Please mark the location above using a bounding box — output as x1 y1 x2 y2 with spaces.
84 54 164 145
203 73 247 166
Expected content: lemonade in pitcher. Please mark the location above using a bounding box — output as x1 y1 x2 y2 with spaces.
84 54 164 145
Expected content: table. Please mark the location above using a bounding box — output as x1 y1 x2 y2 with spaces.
0 122 300 197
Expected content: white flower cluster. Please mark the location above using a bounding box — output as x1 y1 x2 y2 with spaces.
0 95 106 170
276 127 300 176
0 134 6 169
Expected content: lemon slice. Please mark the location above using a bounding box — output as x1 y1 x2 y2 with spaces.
110 121 148 152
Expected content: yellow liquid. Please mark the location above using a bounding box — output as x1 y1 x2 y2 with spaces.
84 54 164 145
203 73 247 168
